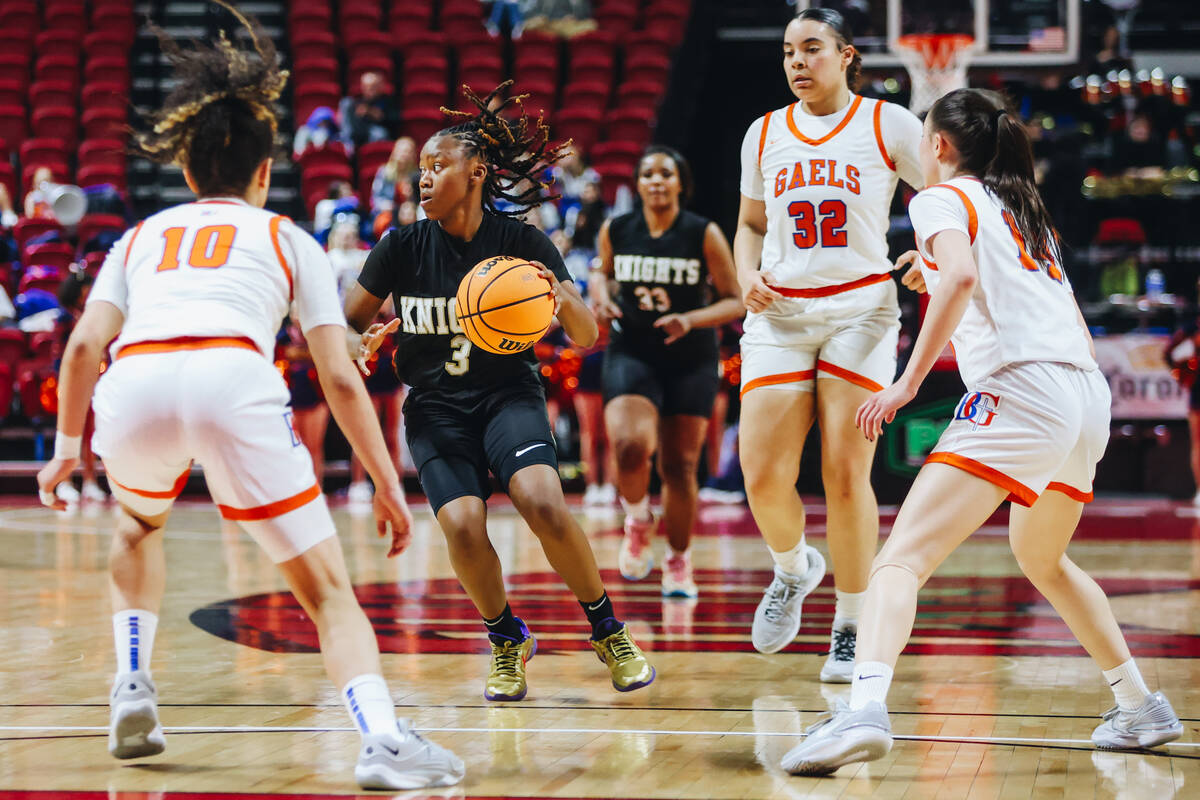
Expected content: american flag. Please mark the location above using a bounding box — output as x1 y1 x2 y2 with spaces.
1029 26 1067 52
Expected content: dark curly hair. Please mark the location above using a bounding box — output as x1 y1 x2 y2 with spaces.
133 0 287 196
438 81 568 218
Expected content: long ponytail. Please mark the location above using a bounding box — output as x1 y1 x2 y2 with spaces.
928 88 1062 268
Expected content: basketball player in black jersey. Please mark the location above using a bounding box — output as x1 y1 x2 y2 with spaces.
590 146 743 598
344 85 654 702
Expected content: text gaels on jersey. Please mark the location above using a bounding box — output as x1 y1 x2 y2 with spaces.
612 255 702 286
772 158 862 198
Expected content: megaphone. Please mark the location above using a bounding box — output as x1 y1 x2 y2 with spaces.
41 182 87 226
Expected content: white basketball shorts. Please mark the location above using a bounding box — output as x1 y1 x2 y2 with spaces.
740 277 899 398
927 361 1110 505
92 341 335 562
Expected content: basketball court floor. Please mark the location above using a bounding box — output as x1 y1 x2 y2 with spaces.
0 493 1195 798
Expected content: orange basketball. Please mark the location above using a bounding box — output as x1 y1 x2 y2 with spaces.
455 255 555 355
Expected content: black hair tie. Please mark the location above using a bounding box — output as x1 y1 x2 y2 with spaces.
992 108 1007 124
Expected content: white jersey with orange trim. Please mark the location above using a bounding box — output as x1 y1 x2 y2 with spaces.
909 176 1096 386
739 95 923 290
89 197 347 357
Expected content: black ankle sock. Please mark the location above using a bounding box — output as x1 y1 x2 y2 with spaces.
483 603 524 644
580 592 622 640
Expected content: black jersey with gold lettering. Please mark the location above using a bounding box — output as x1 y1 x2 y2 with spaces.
607 209 716 364
356 214 571 393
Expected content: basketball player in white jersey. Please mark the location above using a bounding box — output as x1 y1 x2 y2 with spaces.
34 4 462 790
780 88 1184 775
736 7 924 680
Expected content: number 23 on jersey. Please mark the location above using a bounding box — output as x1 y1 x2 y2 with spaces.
156 225 237 271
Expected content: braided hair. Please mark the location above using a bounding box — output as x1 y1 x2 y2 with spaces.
438 81 568 218
133 0 287 197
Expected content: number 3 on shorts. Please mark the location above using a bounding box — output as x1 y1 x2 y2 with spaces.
445 334 471 375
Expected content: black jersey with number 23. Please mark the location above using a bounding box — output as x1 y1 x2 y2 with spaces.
356 214 572 394
608 208 716 363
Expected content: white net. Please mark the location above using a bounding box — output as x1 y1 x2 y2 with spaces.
894 34 975 114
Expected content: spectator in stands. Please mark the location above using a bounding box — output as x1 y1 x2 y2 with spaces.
552 144 601 215
339 71 400 149
24 166 58 220
486 0 524 38
370 137 420 221
56 270 108 504
1109 112 1168 176
0 183 18 228
327 218 369 300
313 181 361 241
293 106 341 159
0 280 14 325
523 0 597 38
566 180 605 254
1086 25 1134 76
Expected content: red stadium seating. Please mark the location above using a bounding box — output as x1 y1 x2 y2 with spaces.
82 32 130 62
76 214 128 248
44 3 87 38
571 30 618 63
515 53 559 86
0 3 37 36
567 54 615 87
554 107 605 155
605 107 656 146
398 34 449 62
559 81 611 111
31 107 79 148
19 139 70 171
14 219 64 254
348 56 395 87
81 82 128 113
0 329 26 365
404 55 450 85
84 58 130 88
77 164 126 190
293 83 342 126
78 139 127 171
34 55 80 87
400 107 451 146
356 140 396 177
0 110 29 155
81 108 127 141
23 244 74 272
297 142 351 171
292 31 339 62
292 58 340 89
615 79 665 111
344 30 393 62
624 51 672 86
401 80 449 111
29 81 77 110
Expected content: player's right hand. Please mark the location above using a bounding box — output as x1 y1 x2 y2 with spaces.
893 250 927 294
356 318 400 376
373 483 414 557
741 270 784 313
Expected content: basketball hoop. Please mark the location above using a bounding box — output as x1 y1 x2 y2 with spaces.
894 34 975 114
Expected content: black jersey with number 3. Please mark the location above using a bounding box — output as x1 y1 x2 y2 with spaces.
356 214 571 394
608 209 716 364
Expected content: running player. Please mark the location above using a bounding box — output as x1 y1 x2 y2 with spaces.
34 5 463 790
780 88 1184 775
346 84 655 703
589 146 742 598
735 7 924 680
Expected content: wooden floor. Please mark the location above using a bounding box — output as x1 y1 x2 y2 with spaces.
0 493 1197 799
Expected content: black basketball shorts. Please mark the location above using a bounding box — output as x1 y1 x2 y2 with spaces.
403 382 558 514
601 347 721 418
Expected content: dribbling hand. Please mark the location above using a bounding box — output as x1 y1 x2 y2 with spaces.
533 262 563 316
741 270 784 313
36 457 78 511
893 250 926 294
373 483 414 557
356 318 401 376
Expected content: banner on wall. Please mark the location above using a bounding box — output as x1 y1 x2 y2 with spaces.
1094 333 1189 420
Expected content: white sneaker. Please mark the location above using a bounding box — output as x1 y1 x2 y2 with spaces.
355 721 465 789
109 670 165 759
55 481 80 506
661 548 698 598
1092 692 1183 749
81 480 108 503
780 699 892 775
751 546 826 654
347 481 373 505
618 513 656 580
819 622 856 683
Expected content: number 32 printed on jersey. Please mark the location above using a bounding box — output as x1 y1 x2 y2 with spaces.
787 200 847 249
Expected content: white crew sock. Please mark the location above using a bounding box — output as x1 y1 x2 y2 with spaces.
113 609 157 675
834 590 866 627
849 661 893 710
769 538 808 577
1103 659 1151 712
342 674 401 737
620 494 651 522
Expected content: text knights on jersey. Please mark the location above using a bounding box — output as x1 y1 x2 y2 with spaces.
613 255 702 286
397 295 463 336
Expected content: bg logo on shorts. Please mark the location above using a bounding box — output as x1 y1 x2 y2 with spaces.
954 391 1000 430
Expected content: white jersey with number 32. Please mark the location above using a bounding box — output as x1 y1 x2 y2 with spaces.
89 197 346 356
739 95 924 289
909 177 1096 386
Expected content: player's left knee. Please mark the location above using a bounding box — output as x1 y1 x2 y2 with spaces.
658 458 699 487
521 496 572 536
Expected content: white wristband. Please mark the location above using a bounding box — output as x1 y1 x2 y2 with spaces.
54 431 82 460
